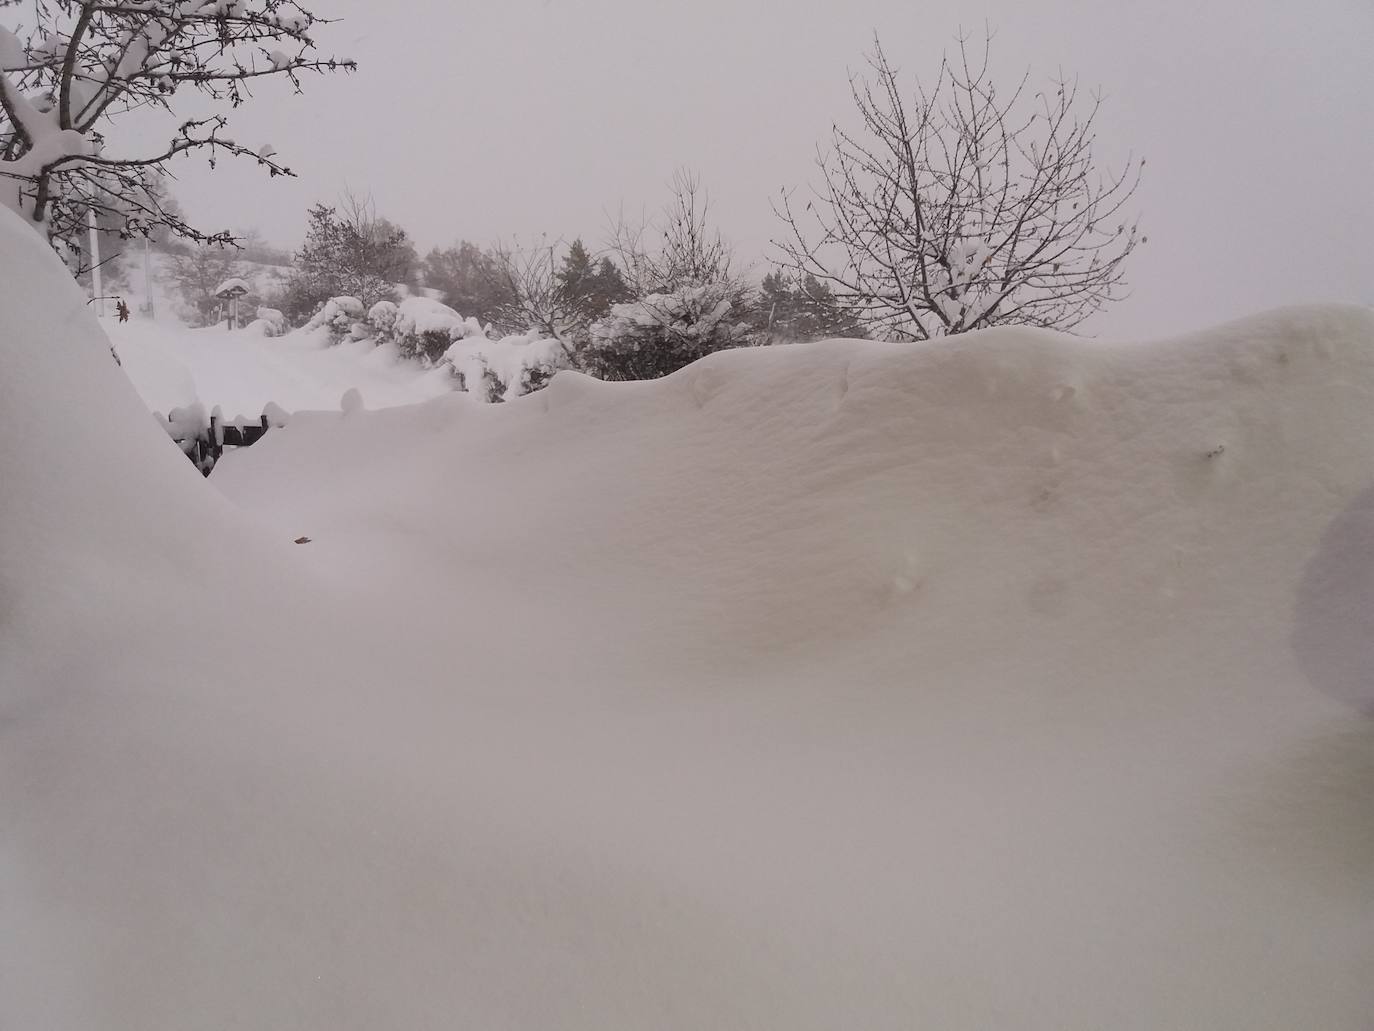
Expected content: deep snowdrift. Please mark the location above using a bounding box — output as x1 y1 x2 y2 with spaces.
3 196 1372 1030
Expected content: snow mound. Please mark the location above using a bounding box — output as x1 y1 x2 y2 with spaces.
219 304 1374 1026
0 205 244 611
4 197 1373 1031
223 305 1374 690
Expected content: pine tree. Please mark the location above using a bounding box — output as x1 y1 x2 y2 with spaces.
557 239 598 312
591 257 633 315
755 270 868 342
554 240 632 323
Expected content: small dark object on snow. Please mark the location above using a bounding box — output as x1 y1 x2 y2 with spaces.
294 536 312 544
116 299 131 323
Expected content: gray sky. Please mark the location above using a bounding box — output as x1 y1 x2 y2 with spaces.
149 0 1373 337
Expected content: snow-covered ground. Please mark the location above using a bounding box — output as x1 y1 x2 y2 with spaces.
104 248 451 417
109 313 454 416
3 203 1372 1029
105 255 560 417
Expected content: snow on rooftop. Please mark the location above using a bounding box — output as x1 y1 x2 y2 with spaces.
213 277 251 297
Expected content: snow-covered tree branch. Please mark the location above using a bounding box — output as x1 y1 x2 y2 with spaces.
0 0 354 247
774 31 1144 340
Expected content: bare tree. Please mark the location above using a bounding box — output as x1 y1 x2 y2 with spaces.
486 237 585 354
774 31 1144 340
0 0 354 247
609 168 744 298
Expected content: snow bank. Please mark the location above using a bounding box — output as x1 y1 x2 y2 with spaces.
215 304 1374 1028
4 196 1372 1031
0 206 244 611
111 327 200 411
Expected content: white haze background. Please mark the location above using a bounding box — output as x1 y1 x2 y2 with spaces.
119 0 1374 339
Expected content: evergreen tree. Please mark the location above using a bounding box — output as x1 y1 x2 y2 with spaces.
557 239 598 312
754 270 868 342
591 257 633 315
554 239 632 322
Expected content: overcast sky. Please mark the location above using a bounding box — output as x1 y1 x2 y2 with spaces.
144 0 1373 338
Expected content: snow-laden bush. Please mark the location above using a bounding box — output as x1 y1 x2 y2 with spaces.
297 293 563 399
385 296 484 365
442 329 568 403
367 300 400 340
583 282 749 381
305 296 367 342
255 307 288 338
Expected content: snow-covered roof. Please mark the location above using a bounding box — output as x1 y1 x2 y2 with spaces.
214 277 251 298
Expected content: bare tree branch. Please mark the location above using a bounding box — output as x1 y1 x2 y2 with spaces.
0 0 354 247
772 29 1145 339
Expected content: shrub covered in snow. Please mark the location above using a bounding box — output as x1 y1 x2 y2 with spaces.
582 282 750 381
366 300 400 339
293 292 565 400
384 297 484 365
254 307 288 338
305 296 368 342
443 330 568 403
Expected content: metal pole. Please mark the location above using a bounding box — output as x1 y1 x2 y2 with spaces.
88 205 103 317
143 236 154 317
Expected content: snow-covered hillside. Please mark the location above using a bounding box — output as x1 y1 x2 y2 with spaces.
2 203 1371 1030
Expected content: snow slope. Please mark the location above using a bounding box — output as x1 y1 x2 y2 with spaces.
3 198 1372 1030
105 248 451 416
107 314 454 416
